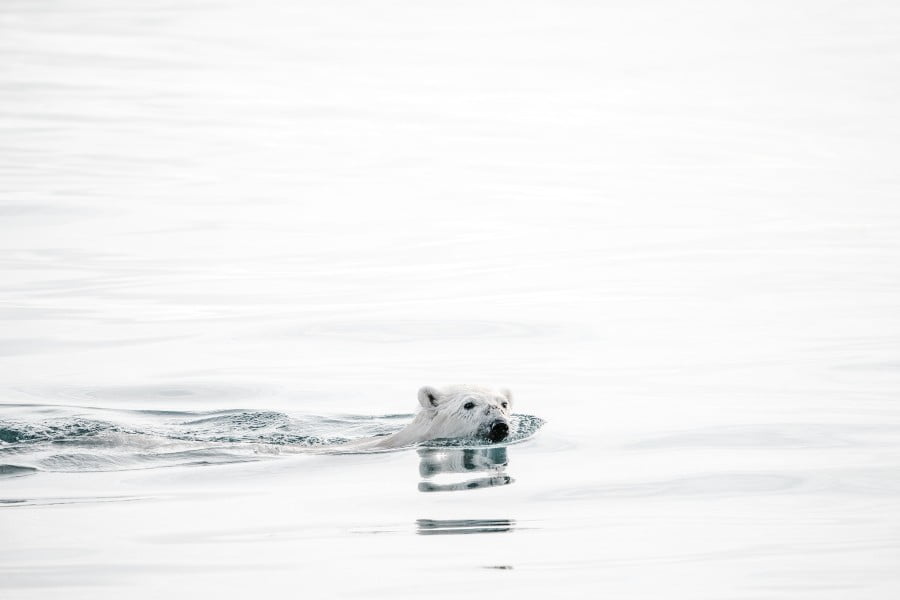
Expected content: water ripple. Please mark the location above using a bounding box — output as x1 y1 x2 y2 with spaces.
628 424 900 450
537 467 900 501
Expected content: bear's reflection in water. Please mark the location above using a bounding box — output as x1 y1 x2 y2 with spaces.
416 519 516 535
417 447 514 493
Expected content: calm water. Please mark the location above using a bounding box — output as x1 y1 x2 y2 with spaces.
2 0 900 597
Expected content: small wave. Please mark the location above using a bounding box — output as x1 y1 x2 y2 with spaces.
168 411 404 446
0 464 38 478
423 414 546 448
0 417 118 444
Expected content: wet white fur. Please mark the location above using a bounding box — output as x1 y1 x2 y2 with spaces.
366 385 513 449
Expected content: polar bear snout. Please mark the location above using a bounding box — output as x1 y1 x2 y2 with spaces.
487 420 509 442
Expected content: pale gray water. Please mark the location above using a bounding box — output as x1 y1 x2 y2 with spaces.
2 0 900 597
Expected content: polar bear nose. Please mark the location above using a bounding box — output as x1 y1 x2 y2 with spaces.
488 421 509 442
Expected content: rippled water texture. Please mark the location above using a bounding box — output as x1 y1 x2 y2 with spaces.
2 0 900 598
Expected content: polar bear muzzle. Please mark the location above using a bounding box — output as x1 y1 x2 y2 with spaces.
487 420 509 442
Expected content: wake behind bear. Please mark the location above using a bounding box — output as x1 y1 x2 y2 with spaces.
354 385 513 450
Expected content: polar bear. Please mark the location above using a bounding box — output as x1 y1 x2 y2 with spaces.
362 385 513 449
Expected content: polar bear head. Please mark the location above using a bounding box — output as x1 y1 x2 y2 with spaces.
416 384 513 443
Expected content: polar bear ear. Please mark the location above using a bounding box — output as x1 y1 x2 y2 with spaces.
418 386 442 409
500 388 513 406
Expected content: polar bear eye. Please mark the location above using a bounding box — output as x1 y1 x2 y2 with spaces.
501 402 508 409
463 401 475 410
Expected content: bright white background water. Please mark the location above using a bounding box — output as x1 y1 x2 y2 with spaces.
2 0 900 597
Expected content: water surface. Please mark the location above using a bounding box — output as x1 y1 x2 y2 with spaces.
2 0 900 598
